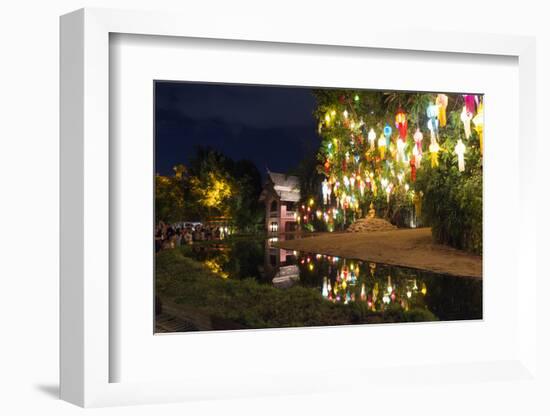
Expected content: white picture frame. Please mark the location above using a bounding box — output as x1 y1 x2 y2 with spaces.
60 7 538 408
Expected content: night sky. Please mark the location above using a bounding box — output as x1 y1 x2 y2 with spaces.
154 82 320 177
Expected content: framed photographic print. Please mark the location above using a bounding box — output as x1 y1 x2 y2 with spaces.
153 81 483 334
60 7 539 408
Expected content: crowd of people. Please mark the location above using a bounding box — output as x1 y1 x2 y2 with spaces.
155 221 227 253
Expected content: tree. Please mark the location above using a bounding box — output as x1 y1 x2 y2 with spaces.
155 165 187 223
311 89 483 253
186 146 264 230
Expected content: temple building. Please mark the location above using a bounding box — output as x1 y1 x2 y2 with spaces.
259 170 300 233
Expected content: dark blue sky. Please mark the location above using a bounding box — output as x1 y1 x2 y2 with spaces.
154 82 320 177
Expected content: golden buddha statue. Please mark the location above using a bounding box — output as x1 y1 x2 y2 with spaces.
368 202 376 219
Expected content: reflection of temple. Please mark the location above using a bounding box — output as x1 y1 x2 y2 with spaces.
272 265 300 288
259 170 300 233
264 236 299 288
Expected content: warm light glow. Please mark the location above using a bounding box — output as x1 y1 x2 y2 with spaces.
204 260 229 279
191 172 233 209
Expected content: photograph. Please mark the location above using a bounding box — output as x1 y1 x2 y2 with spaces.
154 82 483 332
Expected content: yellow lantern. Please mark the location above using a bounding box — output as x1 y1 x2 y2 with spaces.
377 134 386 159
472 102 484 155
436 94 448 127
429 141 440 168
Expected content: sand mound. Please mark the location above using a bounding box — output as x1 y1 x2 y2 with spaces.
346 217 397 232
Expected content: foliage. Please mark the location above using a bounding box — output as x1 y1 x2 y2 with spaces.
311 89 483 254
155 146 264 231
189 171 233 211
156 248 437 330
155 166 187 223
416 111 483 254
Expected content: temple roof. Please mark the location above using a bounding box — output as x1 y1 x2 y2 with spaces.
260 171 301 202
268 171 300 190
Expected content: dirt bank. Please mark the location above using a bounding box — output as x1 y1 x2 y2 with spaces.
274 228 482 278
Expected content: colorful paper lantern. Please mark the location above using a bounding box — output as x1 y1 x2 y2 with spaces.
413 128 423 153
460 106 473 139
360 283 367 301
383 124 392 147
454 139 466 172
395 109 408 139
472 102 484 154
426 103 439 135
463 94 477 115
436 94 448 127
410 156 417 181
429 141 440 167
378 134 387 159
322 179 331 205
412 145 422 169
324 159 330 174
368 128 376 150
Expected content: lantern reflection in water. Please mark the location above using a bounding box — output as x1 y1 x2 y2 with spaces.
184 238 482 323
310 252 431 313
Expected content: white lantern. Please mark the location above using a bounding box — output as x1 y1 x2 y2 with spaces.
454 139 466 172
460 106 473 139
368 128 376 150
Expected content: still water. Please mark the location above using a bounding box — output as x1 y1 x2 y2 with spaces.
186 235 482 322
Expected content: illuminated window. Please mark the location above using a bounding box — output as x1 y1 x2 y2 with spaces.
270 222 279 232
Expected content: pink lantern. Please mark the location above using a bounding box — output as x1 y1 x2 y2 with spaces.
463 94 477 115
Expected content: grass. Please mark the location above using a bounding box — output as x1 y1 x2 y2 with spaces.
155 248 437 330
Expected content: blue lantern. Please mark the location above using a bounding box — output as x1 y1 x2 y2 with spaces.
426 103 439 134
383 124 392 147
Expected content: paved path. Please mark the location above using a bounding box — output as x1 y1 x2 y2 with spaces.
274 227 482 278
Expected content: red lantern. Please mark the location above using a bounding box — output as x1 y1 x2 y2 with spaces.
395 109 408 139
410 157 417 182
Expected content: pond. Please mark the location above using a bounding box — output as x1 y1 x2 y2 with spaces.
183 233 482 322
